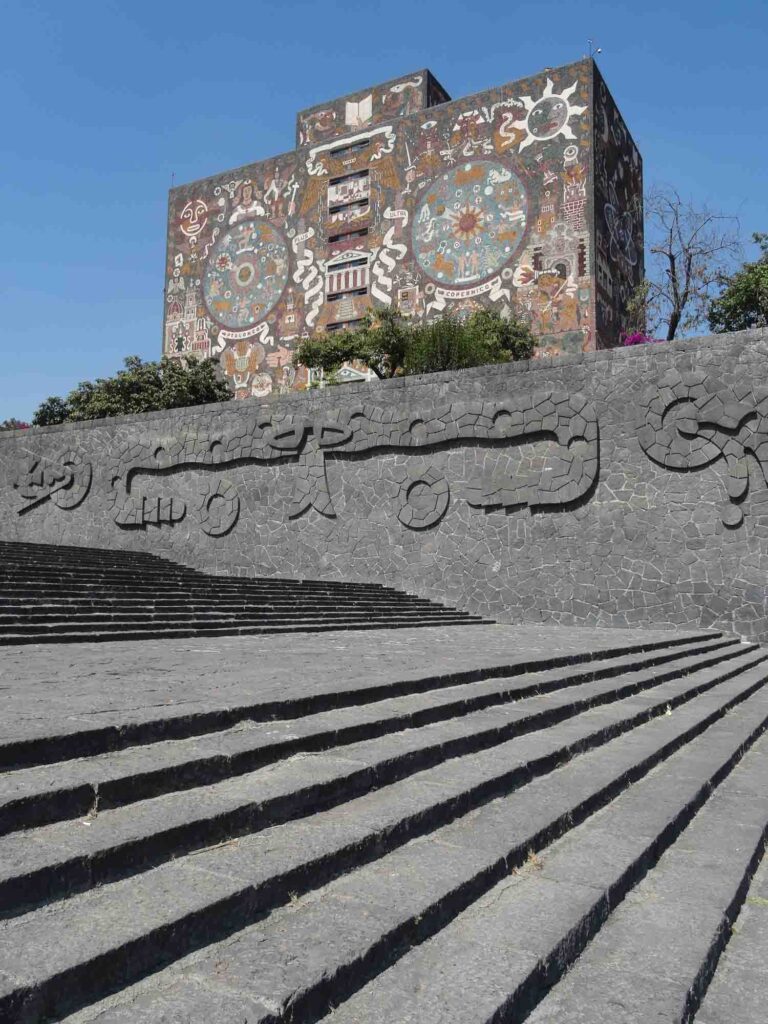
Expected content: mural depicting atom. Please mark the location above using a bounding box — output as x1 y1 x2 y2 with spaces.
412 161 528 286
203 219 290 330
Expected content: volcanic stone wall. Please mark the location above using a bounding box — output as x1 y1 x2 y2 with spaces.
3 329 768 641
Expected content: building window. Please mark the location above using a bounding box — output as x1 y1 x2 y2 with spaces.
325 319 364 331
327 287 368 302
330 139 371 159
328 227 369 244
327 170 370 211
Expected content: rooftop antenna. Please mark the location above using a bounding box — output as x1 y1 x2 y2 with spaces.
587 39 602 58
171 172 176 188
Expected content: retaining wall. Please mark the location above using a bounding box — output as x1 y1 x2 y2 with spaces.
3 329 768 641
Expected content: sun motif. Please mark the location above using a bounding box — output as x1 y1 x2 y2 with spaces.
448 205 485 243
509 79 587 151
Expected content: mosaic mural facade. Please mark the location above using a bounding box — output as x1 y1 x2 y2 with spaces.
163 59 643 398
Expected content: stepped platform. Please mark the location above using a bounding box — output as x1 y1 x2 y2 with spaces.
0 542 483 644
0 623 767 1022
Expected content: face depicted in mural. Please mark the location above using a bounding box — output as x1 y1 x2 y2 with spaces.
510 79 587 151
528 97 569 139
202 220 290 330
180 199 208 238
412 161 528 285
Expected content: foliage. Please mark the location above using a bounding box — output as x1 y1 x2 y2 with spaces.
293 307 535 381
635 185 740 341
32 356 232 426
0 418 30 431
708 233 768 334
620 332 663 346
293 308 412 380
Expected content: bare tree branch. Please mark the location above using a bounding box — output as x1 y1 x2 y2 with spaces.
640 185 741 339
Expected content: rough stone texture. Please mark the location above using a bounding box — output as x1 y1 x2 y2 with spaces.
3 329 768 641
0 626 756 1024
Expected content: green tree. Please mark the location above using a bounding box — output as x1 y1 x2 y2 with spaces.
294 307 412 380
31 397 70 427
294 307 535 381
0 418 30 430
32 356 231 426
709 233 768 333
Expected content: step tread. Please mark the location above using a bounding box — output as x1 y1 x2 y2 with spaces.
3 647 761 891
523 735 768 1023
0 636 744 831
695 851 768 1024
307 696 768 1024
32 671 768 1024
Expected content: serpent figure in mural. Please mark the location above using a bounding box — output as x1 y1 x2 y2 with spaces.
638 368 768 527
102 391 598 536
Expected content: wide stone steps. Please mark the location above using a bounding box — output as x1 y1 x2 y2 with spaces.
0 632 766 1022
0 542 483 644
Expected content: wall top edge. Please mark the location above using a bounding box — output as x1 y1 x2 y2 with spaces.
170 57 598 194
4 328 766 442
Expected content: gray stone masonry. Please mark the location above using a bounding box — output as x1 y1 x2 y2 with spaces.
2 328 768 641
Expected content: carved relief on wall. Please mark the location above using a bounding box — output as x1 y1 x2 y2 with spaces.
638 369 768 527
13 451 92 514
107 391 598 535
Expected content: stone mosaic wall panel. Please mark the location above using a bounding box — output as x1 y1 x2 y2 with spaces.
164 59 640 399
4 330 767 642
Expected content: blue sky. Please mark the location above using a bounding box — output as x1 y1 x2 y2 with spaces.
1 0 766 421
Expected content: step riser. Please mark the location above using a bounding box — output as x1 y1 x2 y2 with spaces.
3 652 764 920
0 613 471 634
0 638 744 835
0 614 481 638
0 635 727 771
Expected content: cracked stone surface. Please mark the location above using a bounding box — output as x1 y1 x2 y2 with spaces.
2 328 768 641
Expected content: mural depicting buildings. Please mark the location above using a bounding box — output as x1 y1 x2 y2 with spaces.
163 60 643 398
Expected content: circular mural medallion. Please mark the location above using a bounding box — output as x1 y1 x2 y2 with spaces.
202 219 290 329
412 161 528 287
527 96 569 140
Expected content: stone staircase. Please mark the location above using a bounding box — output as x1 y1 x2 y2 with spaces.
0 541 483 644
0 627 767 1021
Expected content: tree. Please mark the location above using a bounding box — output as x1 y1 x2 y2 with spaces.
293 307 535 381
32 356 232 426
631 186 740 341
294 307 412 380
709 233 768 333
0 418 30 431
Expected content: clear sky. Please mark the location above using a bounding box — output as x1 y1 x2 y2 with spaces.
1 0 766 421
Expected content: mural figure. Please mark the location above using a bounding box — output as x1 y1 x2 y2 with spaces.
107 392 598 534
13 452 92 514
639 369 768 527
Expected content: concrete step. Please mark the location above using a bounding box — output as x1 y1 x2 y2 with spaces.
522 733 768 1023
0 635 742 835
0 541 484 644
0 617 485 646
0 595 456 616
5 657 768 1022
0 647 762 922
694 848 768 1024
0 602 475 626
0 631 730 771
316 684 768 1024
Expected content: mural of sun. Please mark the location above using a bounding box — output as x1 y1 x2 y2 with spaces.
510 79 587 151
